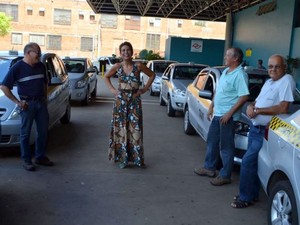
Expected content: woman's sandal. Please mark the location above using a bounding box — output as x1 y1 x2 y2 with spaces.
231 199 251 209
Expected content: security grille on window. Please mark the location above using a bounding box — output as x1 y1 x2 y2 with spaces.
54 9 71 25
101 14 117 28
0 4 18 21
47 35 61 50
81 37 93 51
30 34 45 46
146 34 160 50
11 33 22 45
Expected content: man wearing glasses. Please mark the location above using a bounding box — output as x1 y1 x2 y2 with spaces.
0 42 54 171
231 54 296 208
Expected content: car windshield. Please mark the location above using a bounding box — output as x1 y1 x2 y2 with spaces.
64 60 85 73
174 66 204 80
154 62 174 74
0 57 23 83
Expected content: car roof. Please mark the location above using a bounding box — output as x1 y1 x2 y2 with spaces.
63 57 87 60
171 62 209 67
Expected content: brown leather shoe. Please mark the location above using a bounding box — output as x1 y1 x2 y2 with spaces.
210 175 231 186
194 167 216 177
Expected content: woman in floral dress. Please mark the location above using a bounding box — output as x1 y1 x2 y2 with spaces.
104 42 155 169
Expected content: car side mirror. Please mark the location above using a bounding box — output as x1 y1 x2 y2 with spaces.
161 75 169 80
199 90 212 99
87 67 96 73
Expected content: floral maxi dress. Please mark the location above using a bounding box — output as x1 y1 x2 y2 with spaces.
108 63 144 167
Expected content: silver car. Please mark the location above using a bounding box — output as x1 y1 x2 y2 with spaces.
258 104 300 225
160 62 208 117
183 66 270 163
63 57 98 105
0 52 71 147
141 60 178 96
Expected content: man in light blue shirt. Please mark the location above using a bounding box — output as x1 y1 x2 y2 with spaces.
194 47 249 186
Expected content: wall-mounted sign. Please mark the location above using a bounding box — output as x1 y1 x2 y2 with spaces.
256 1 276 16
246 48 252 57
191 40 203 52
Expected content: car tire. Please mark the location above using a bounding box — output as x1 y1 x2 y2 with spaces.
184 107 196 135
81 87 90 106
167 98 176 117
150 88 155 96
268 180 298 225
160 93 166 106
60 101 71 124
91 81 97 98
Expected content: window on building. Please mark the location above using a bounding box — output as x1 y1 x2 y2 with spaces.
27 7 33 16
39 8 45 16
146 34 160 50
79 11 84 20
29 34 45 46
81 37 93 51
194 20 206 27
54 9 71 25
125 16 141 30
0 4 18 21
47 35 61 50
149 18 161 27
101 14 117 28
90 13 95 21
11 33 22 45
177 20 183 28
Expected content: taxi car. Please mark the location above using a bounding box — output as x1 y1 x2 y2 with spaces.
258 106 300 225
63 57 98 105
183 66 270 163
0 51 71 147
141 60 177 96
160 62 208 117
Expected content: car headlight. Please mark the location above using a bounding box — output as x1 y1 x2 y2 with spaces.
76 79 87 88
9 105 21 120
235 121 250 136
173 88 186 97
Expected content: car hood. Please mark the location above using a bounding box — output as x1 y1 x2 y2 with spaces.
68 72 86 80
0 87 19 120
172 79 193 90
155 72 163 77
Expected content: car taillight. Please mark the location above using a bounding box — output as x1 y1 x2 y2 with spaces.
235 121 250 136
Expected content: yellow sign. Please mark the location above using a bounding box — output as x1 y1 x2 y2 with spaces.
246 48 252 57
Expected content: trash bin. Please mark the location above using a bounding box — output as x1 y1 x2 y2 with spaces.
99 60 107 73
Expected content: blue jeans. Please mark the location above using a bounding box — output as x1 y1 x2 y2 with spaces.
204 116 235 178
20 100 49 163
239 125 265 202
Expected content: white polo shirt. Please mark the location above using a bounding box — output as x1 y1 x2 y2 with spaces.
251 74 295 126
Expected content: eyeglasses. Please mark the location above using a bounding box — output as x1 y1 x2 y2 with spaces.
30 50 41 57
268 65 282 70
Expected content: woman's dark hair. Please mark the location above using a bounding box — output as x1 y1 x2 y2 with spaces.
119 41 133 54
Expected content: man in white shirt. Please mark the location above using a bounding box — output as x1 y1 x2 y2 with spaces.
231 54 296 208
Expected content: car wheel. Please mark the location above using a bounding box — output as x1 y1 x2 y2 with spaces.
150 87 154 96
167 98 176 117
81 88 90 106
268 180 298 225
160 93 166 106
60 101 71 124
91 81 97 98
184 107 196 135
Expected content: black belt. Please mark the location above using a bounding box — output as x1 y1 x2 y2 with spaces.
20 96 45 101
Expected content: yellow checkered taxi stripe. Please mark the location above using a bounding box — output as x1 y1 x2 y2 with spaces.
269 116 300 148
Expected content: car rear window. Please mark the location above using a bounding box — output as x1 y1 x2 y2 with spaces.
248 73 270 101
174 66 205 80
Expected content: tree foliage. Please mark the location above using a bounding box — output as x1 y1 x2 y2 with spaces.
0 12 12 37
138 49 163 60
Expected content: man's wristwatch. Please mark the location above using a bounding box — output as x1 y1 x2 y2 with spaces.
253 107 258 114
